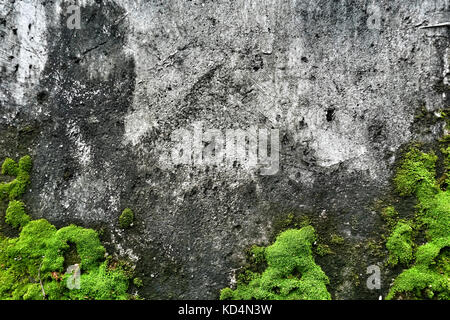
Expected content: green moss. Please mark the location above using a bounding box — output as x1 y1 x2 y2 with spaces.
23 284 44 300
315 244 333 256
119 208 134 228
382 206 399 228
386 146 449 300
438 107 450 130
1 158 19 176
387 265 449 300
133 277 143 288
365 239 384 258
42 225 106 272
330 234 344 245
249 245 266 265
220 287 234 300
18 155 32 173
236 269 259 285
0 156 132 300
57 261 129 300
271 212 313 239
220 226 331 300
422 190 450 240
386 222 413 266
0 217 130 300
386 236 450 300
382 206 398 219
439 144 450 187
5 200 31 229
440 135 450 146
414 105 428 121
393 147 438 202
0 156 32 201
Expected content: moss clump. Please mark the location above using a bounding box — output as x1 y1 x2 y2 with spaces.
330 234 344 245
365 239 384 258
42 225 106 272
18 155 32 173
382 206 398 219
0 156 32 201
0 156 131 300
315 244 333 256
386 146 449 300
386 222 413 266
220 226 331 300
0 217 131 300
439 144 450 187
1 158 19 176
382 206 399 228
119 208 134 228
43 260 130 300
393 147 438 203
133 277 143 288
249 245 266 265
387 237 450 300
5 200 31 229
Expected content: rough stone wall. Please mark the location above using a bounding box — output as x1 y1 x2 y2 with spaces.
0 0 449 299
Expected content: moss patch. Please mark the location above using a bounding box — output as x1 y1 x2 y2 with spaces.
5 200 30 229
119 208 134 229
0 156 31 201
220 226 331 300
315 243 333 257
133 277 143 288
386 145 450 300
330 234 344 245
0 156 133 300
386 222 413 266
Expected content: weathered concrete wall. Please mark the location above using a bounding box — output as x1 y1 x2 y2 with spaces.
0 0 449 299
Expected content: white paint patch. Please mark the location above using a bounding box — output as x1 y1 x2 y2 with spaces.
120 0 186 146
66 120 92 167
312 129 368 167
123 107 158 146
13 0 48 105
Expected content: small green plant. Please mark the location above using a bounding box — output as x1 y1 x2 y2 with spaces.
220 226 331 300
119 208 134 228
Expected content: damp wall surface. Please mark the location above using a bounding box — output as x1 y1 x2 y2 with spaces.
0 0 449 299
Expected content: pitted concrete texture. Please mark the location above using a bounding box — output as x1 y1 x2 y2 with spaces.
0 0 449 299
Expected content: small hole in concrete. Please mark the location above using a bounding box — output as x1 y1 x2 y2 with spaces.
326 108 335 122
37 91 48 104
